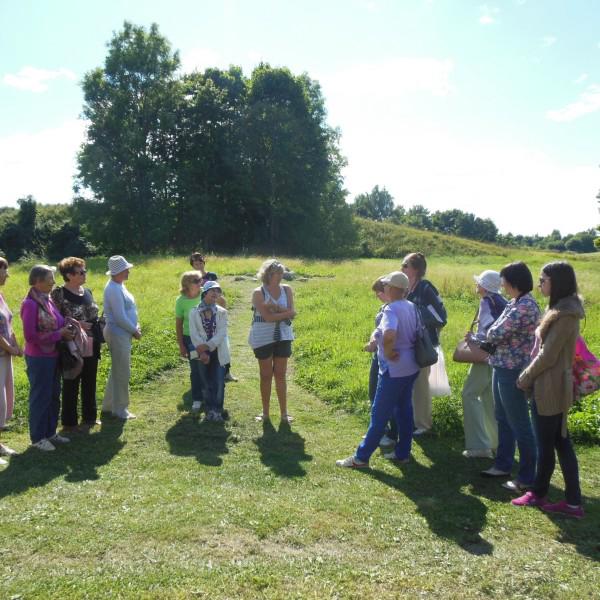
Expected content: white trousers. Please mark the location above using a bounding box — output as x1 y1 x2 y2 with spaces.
0 355 14 427
102 328 132 415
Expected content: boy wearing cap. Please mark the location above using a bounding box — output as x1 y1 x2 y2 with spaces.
189 281 230 422
461 270 507 458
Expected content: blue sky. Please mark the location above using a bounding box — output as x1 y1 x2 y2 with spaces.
1 0 599 236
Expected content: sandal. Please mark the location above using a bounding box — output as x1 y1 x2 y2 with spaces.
280 414 294 424
254 414 270 422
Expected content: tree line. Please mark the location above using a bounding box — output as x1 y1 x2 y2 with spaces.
1 21 596 260
350 185 598 253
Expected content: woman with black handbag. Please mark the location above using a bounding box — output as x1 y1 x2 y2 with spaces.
52 257 102 433
402 253 447 435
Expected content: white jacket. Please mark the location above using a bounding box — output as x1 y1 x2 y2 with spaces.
189 304 231 366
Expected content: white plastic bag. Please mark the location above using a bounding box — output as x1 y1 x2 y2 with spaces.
428 345 451 396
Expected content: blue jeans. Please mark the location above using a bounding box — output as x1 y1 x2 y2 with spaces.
197 350 225 413
26 355 61 443
183 335 203 404
356 370 419 463
369 356 398 441
492 367 537 484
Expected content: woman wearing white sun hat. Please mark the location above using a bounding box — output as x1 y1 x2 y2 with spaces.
102 255 141 420
460 270 507 458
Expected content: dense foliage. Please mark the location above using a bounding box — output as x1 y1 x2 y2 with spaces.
74 22 355 258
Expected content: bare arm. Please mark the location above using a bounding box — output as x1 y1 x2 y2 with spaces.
175 317 186 357
383 330 398 361
252 288 296 322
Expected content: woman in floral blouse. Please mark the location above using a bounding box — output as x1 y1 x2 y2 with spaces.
480 262 540 491
52 257 102 432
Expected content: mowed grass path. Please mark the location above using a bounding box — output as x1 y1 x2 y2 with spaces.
1 278 599 599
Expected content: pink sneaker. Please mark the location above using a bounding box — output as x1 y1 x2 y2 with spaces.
511 491 546 507
541 500 584 519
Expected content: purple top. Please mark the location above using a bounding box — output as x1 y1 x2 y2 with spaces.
376 299 419 378
21 296 65 358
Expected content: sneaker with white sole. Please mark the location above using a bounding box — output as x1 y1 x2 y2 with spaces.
113 410 137 420
0 443 18 456
335 455 369 468
413 427 430 436
382 451 410 463
0 457 7 465
502 479 529 493
379 434 395 447
191 401 202 413
462 449 494 459
32 438 56 451
480 466 511 478
49 433 70 444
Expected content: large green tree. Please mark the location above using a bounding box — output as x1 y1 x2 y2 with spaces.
77 22 181 252
351 185 395 221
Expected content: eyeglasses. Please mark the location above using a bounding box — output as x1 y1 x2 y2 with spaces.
73 269 87 275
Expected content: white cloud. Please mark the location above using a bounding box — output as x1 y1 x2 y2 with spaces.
323 57 455 101
0 119 86 206
479 4 499 25
541 35 557 47
546 85 600 122
320 65 596 236
2 66 76 93
574 73 588 84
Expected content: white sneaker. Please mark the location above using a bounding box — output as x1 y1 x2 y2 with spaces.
191 401 202 413
379 434 395 447
382 451 410 464
335 455 369 468
32 438 56 451
462 449 494 459
49 433 70 444
113 410 137 420
413 427 430 436
0 443 18 456
0 457 7 465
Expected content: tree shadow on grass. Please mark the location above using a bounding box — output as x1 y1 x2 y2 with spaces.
165 403 230 467
0 417 125 500
360 435 494 556
254 419 312 478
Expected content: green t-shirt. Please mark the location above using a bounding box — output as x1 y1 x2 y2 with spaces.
175 294 201 336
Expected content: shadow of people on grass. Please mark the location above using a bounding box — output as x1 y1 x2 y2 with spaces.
166 410 230 467
254 419 312 478
361 434 494 556
0 417 125 500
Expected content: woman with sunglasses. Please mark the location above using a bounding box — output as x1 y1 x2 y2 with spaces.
175 271 204 412
512 262 585 518
52 257 102 433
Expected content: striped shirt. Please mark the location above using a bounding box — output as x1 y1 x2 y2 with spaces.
248 286 295 349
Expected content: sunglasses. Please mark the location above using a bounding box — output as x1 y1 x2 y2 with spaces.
73 269 87 275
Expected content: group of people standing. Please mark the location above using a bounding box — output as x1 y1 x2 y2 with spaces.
0 251 587 518
0 254 141 459
337 254 586 519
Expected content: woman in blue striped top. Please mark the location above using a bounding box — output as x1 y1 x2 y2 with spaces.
249 259 296 423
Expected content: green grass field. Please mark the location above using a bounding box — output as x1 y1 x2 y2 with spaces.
0 253 598 598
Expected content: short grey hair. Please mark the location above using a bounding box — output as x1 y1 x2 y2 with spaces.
257 259 285 285
29 264 56 286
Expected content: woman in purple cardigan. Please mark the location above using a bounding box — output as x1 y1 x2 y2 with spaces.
21 265 75 451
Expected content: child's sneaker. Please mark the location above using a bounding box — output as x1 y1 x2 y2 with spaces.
511 491 546 507
541 500 584 519
191 401 202 413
